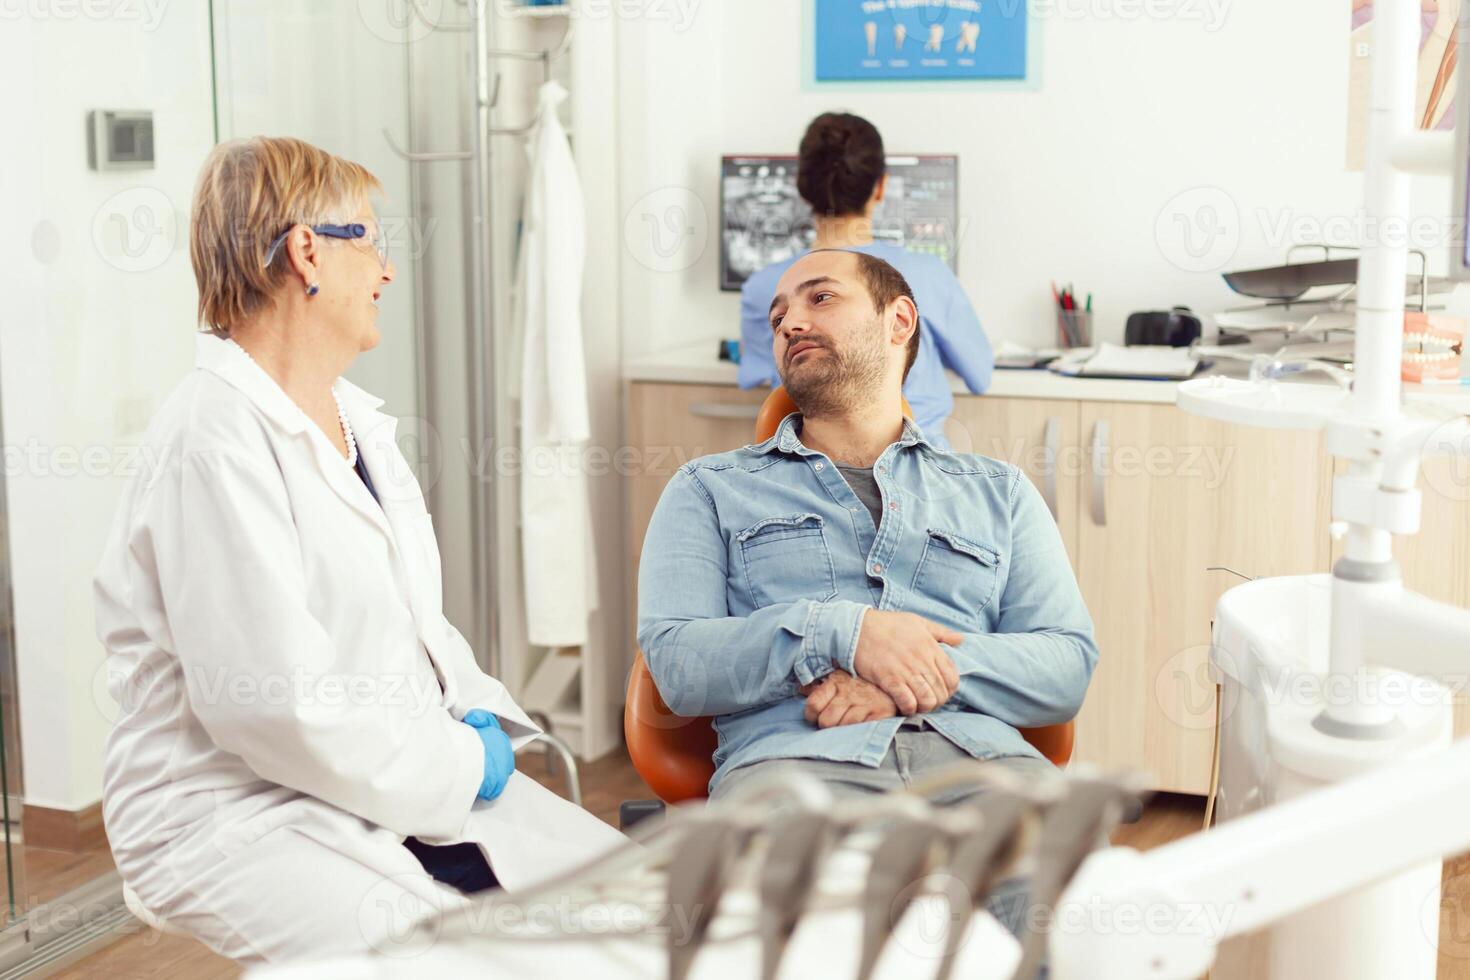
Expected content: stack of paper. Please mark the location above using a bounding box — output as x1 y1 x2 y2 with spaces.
1050 343 1200 380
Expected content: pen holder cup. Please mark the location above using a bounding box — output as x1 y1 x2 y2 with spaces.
1057 309 1093 350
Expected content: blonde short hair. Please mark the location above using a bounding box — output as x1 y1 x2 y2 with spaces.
189 137 381 336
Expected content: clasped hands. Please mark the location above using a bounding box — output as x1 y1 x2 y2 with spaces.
800 610 962 729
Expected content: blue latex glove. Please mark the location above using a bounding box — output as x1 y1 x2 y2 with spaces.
463 709 515 801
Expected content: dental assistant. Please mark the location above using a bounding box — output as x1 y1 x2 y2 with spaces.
93 137 620 965
738 112 995 444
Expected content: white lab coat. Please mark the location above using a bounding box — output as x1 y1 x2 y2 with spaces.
514 80 598 647
94 334 622 965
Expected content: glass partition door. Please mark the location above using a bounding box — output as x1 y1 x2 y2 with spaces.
210 0 425 421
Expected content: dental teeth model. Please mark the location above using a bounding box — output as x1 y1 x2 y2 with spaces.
894 24 906 49
865 21 877 57
926 24 944 51
1400 311 1465 383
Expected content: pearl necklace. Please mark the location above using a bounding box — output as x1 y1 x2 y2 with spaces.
227 338 357 467
333 388 358 468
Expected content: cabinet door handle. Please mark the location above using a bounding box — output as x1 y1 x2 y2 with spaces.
1090 420 1109 526
687 402 761 421
1042 417 1060 520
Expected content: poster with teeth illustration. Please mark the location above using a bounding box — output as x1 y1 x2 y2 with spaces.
814 0 1027 82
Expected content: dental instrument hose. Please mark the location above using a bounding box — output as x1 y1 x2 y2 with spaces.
1203 683 1222 831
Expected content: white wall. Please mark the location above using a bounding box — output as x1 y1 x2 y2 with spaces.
211 0 424 421
617 0 1452 361
0 6 215 809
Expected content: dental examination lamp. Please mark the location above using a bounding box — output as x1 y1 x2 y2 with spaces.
1053 2 1470 978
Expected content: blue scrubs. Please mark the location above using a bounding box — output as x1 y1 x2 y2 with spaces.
738 242 994 446
354 454 380 503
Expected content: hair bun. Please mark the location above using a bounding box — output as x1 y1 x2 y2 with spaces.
796 113 886 217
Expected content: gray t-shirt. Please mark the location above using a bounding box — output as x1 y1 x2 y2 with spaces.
836 464 884 529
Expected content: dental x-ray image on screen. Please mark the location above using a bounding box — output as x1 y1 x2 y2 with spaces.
718 154 960 290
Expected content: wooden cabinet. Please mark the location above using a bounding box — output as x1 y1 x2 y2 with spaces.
950 397 1332 793
943 398 1082 569
624 383 768 622
1070 404 1332 793
626 382 1344 795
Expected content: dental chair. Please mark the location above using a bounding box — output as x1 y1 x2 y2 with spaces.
622 387 1077 824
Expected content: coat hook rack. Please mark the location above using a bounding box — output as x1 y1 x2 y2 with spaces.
382 127 472 163
487 18 573 135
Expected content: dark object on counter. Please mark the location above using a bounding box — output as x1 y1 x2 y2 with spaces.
1222 258 1358 301
1125 307 1202 347
718 339 741 364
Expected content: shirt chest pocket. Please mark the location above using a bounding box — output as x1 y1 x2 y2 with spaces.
737 514 837 608
911 528 1002 615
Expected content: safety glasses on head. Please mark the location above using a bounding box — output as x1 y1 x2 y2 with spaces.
263 221 389 270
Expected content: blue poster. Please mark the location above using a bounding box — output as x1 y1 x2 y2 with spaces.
814 0 1027 82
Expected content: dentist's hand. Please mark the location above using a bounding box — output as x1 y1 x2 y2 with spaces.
851 610 963 715
464 709 516 801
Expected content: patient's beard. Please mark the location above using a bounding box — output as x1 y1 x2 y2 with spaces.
779 319 888 420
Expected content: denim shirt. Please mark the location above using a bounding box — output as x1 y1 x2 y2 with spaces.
637 414 1099 792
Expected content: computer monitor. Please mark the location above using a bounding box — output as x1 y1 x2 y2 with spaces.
718 154 960 291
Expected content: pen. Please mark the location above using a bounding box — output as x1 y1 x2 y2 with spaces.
1085 293 1092 312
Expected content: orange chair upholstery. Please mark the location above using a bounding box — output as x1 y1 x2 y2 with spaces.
625 650 720 803
625 387 1076 803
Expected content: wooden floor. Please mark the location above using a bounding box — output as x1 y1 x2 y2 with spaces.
49 750 1470 978
24 842 117 907
52 750 644 979
0 837 118 914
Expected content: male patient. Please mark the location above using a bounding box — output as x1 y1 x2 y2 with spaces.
637 249 1097 812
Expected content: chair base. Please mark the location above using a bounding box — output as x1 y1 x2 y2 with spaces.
618 799 666 832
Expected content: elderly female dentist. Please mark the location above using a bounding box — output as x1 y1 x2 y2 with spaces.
93 136 621 964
